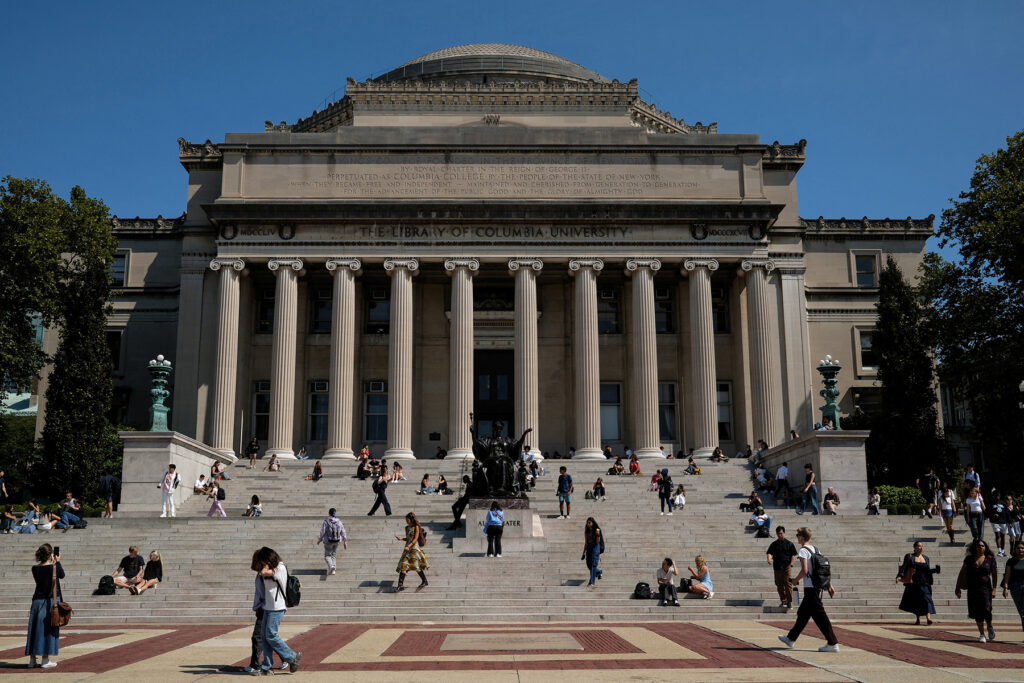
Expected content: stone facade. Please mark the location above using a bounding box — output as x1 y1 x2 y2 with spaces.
41 44 932 460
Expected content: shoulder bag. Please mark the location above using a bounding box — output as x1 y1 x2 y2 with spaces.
49 564 73 627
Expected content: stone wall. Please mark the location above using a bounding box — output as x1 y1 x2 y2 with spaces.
120 431 235 514
759 431 870 511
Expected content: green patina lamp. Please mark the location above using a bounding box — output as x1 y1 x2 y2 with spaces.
147 354 173 431
816 355 842 430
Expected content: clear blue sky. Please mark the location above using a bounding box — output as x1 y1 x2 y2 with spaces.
3 1 1021 259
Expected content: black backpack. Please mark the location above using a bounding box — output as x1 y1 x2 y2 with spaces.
73 518 88 529
371 478 381 494
809 547 832 590
95 575 116 595
216 487 226 501
633 582 651 599
276 573 302 608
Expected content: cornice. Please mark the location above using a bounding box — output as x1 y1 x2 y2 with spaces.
761 140 806 170
111 213 186 236
801 215 935 239
178 138 223 170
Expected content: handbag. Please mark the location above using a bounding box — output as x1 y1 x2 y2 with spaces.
49 563 72 627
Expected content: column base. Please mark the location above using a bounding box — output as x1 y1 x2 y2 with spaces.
445 448 475 461
693 447 715 458
572 448 605 460
322 448 356 460
634 447 665 459
213 447 237 461
384 447 416 461
265 448 296 460
526 449 543 463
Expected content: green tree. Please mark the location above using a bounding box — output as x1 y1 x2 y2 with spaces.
866 256 946 485
0 177 66 403
922 129 1024 488
40 186 118 499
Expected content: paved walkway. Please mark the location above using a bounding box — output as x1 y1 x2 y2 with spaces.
1 619 1023 681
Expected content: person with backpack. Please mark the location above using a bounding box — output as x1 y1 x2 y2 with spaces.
159 464 179 518
778 526 839 652
582 517 604 588
367 465 392 516
556 466 574 519
254 546 302 675
395 512 429 590
316 508 348 576
206 482 226 518
658 468 674 515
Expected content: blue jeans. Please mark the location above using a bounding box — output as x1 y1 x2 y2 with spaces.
660 496 674 513
261 609 295 671
585 543 602 585
968 513 985 540
57 510 81 529
801 486 819 515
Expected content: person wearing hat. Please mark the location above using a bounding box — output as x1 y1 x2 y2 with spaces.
658 468 675 515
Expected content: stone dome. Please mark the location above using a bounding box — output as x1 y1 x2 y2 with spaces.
373 43 609 84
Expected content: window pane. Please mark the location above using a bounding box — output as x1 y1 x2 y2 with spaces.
860 331 878 367
659 404 677 441
257 295 275 334
110 254 126 286
312 300 332 333
311 394 329 413
600 384 620 403
496 375 509 401
366 415 387 441
366 299 390 333
367 394 387 412
255 393 271 413
255 416 269 441
711 285 730 334
600 405 620 440
310 416 328 441
658 383 675 403
655 300 674 333
478 375 491 400
598 300 620 334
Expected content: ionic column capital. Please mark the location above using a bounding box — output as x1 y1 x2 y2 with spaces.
326 258 362 273
682 258 719 274
569 258 604 274
444 258 480 275
508 258 544 274
626 258 662 274
741 259 776 274
384 258 419 274
268 258 303 272
209 257 245 272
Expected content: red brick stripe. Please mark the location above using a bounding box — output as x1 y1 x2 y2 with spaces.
51 624 240 673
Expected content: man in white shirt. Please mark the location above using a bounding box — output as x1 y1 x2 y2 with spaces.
193 474 210 494
159 464 179 518
656 557 680 607
255 547 302 674
774 462 790 501
777 527 839 652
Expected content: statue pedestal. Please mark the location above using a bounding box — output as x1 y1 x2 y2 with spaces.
453 497 547 554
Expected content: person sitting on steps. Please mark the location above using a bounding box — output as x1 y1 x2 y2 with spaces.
592 477 606 501
130 550 163 595
656 557 680 606
263 454 281 472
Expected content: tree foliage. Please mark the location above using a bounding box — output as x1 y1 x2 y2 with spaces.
865 256 946 485
921 129 1024 488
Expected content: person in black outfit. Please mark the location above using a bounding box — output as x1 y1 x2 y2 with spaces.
26 543 62 668
112 546 145 589
778 527 839 652
447 476 473 529
132 550 164 595
896 541 936 625
766 526 798 610
1001 540 1024 636
367 466 392 516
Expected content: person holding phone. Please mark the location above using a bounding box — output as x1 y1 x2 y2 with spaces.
26 543 62 668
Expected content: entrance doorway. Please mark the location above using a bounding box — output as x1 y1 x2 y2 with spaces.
474 350 514 438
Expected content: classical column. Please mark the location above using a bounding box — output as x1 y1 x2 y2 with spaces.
384 258 418 460
742 259 781 447
509 258 543 461
627 258 663 458
208 258 244 459
324 258 361 459
445 258 479 460
173 255 211 439
266 258 303 459
683 259 719 457
569 258 604 459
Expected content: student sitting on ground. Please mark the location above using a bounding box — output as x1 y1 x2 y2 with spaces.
628 454 642 476
418 474 435 495
741 490 764 512
263 454 281 472
611 457 625 475
130 550 163 595
392 463 406 482
211 461 231 481
112 546 145 589
305 460 324 482
684 458 701 475
194 474 210 494
437 474 450 494
673 485 686 509
245 495 263 518
748 507 773 537
528 461 540 486
592 477 607 501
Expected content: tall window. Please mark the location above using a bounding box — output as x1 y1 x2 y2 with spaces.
711 285 730 333
253 381 271 440
256 289 275 334
366 287 390 334
310 288 332 333
859 330 878 369
308 380 329 441
364 380 388 441
716 382 733 441
110 253 127 287
597 289 621 334
855 255 877 287
600 383 621 441
658 382 677 441
654 287 674 333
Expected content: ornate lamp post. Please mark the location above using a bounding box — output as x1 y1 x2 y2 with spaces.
816 355 842 430
147 354 173 431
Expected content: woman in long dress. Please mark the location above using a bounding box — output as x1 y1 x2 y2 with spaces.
897 541 936 625
395 512 429 591
26 543 61 668
956 538 998 642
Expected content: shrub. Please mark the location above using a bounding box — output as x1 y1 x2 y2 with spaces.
877 485 927 512
896 503 912 516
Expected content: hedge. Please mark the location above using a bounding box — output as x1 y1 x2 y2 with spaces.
877 485 927 513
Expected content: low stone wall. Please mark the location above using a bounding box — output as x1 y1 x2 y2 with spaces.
758 431 870 512
119 431 236 514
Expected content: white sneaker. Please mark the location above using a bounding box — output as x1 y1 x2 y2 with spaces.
496 554 502 558
557 515 565 519
818 644 840 653
565 515 571 520
487 554 493 558
660 512 664 516
778 635 795 648
978 635 987 643
41 661 57 669
159 514 166 518
667 512 673 516
279 661 290 671
329 568 336 575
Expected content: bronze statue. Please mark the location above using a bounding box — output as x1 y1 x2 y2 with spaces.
470 415 531 498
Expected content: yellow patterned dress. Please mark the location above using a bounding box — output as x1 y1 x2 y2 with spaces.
396 525 429 573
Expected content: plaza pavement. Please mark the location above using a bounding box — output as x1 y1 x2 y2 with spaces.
1 618 1023 681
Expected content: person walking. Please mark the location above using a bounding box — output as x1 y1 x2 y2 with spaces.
159 464 179 518
485 501 504 558
26 543 62 669
367 465 392 516
99 472 118 519
395 512 429 591
656 557 680 606
767 526 798 610
990 492 1009 557
956 538 998 642
658 468 675 515
254 546 302 674
246 437 260 469
446 475 473 530
245 550 267 674
897 541 936 625
1001 540 1024 637
798 464 819 515
965 486 986 541
939 482 959 544
778 526 839 652
317 508 348 576
582 517 604 588
207 482 227 517
556 466 574 519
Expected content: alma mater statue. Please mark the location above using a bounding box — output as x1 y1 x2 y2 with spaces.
469 416 531 498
